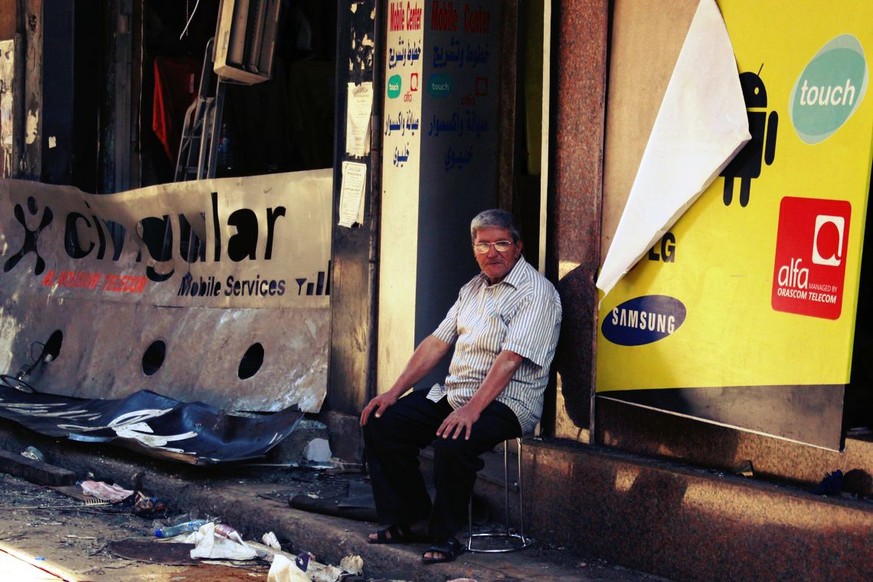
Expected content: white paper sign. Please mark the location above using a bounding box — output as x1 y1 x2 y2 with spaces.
596 0 751 298
345 82 374 157
339 161 367 227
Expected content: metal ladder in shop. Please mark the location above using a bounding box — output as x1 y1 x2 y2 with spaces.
174 38 227 182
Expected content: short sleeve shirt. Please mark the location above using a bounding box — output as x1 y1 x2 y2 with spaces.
426 256 562 433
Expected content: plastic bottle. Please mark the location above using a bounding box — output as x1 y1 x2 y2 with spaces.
217 123 233 173
154 519 209 538
214 522 245 544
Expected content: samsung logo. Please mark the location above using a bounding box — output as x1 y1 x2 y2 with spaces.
602 295 686 346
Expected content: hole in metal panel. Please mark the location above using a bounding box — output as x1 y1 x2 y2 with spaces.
142 340 166 376
43 330 63 361
238 342 264 379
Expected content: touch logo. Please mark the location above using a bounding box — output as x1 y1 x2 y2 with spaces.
772 196 851 319
790 34 869 144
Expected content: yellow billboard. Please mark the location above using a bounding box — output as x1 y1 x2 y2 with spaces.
597 1 873 394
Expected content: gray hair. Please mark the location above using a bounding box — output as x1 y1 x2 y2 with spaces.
470 209 521 242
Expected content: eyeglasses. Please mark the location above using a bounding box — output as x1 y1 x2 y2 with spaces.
473 240 515 254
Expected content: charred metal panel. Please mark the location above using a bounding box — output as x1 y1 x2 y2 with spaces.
0 39 13 178
35 0 100 190
20 0 41 180
327 0 378 416
41 0 74 185
1 300 330 412
96 0 133 193
0 171 332 413
112 0 133 192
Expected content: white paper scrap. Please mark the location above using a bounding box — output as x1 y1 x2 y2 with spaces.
345 82 373 157
339 161 367 227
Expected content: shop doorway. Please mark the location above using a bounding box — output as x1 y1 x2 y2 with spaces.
140 0 337 187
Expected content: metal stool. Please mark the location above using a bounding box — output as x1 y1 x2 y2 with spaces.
466 437 532 552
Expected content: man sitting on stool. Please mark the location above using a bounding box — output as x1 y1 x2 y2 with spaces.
360 208 562 564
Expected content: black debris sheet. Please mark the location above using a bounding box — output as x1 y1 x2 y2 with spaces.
0 386 303 465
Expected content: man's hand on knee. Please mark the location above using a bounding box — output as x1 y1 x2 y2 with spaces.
436 404 480 440
360 392 399 426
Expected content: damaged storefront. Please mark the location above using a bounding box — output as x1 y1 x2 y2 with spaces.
0 1 337 463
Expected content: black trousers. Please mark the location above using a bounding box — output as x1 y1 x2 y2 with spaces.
362 389 522 539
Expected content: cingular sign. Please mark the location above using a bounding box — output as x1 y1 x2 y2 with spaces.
790 34 869 144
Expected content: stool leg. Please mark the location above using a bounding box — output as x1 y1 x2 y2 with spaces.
467 437 532 552
516 438 526 543
502 439 511 537
467 494 474 551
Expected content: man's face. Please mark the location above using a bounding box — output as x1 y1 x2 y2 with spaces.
473 226 522 284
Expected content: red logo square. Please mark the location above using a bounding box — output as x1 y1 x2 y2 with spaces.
772 197 851 320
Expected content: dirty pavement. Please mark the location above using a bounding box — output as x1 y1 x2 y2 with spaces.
0 417 665 581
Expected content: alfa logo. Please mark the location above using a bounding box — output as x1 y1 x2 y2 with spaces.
771 196 850 320
3 196 53 276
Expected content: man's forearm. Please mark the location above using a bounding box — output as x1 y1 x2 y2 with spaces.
386 335 451 396
465 349 524 414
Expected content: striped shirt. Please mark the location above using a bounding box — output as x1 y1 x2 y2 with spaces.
426 256 562 434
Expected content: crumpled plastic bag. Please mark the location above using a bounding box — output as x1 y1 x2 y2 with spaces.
267 554 311 582
190 522 258 560
339 555 363 575
269 551 348 582
303 438 333 463
80 480 134 503
132 491 169 517
262 531 282 550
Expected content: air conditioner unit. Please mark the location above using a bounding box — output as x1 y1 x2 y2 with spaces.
214 0 281 84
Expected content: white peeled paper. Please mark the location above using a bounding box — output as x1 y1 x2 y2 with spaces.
596 0 751 298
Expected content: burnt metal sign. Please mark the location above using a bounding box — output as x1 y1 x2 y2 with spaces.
0 172 332 413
